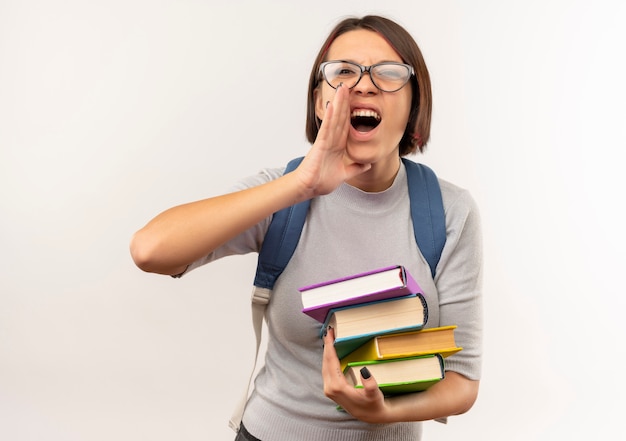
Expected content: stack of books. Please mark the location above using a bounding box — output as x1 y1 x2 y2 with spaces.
299 265 462 395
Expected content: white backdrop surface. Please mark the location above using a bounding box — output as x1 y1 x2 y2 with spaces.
1 0 625 440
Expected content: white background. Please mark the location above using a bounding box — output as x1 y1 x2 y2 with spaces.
1 0 625 440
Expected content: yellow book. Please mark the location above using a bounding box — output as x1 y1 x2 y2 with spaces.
340 325 462 371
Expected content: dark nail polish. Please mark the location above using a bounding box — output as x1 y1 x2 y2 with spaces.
360 367 371 379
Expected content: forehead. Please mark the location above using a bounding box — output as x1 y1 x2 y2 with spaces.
326 29 402 63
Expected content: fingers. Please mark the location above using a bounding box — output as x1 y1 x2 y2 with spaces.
321 326 346 403
317 83 371 181
320 326 388 422
359 367 382 400
317 83 350 150
298 83 368 196
322 327 379 396
321 326 343 380
331 83 350 141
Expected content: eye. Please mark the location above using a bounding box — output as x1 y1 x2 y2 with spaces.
375 65 407 81
333 64 360 77
321 61 364 89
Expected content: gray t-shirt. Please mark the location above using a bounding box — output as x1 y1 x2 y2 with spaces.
187 162 483 441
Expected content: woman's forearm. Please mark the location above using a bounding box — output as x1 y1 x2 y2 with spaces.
129 171 308 275
383 371 479 423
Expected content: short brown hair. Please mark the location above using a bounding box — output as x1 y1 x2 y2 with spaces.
305 15 432 155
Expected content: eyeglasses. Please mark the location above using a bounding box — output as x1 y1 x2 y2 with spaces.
319 60 414 93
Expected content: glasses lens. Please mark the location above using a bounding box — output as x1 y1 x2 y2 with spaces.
321 61 413 92
322 61 361 89
371 63 412 92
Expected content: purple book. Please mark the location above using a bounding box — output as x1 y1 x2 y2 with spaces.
299 265 423 323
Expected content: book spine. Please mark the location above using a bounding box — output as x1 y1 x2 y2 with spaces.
401 266 424 295
417 293 428 326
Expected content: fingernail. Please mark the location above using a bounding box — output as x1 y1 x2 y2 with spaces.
360 367 371 379
326 100 330 108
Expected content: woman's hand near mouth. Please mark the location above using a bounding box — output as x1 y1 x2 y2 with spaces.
295 83 372 199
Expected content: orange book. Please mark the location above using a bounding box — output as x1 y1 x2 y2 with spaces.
340 325 462 371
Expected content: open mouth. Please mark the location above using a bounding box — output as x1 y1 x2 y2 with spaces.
351 109 381 132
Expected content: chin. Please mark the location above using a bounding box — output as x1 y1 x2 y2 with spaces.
345 141 394 165
344 141 374 160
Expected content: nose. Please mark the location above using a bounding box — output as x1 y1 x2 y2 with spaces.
352 70 378 95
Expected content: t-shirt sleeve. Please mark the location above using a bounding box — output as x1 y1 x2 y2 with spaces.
176 166 285 276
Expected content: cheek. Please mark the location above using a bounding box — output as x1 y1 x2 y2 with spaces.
398 93 413 128
389 99 412 131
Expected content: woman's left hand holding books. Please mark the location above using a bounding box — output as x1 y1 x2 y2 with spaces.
321 326 390 423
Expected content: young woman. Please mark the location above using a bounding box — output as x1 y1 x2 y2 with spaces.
130 15 483 441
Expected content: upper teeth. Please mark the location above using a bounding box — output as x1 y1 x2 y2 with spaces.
351 109 381 120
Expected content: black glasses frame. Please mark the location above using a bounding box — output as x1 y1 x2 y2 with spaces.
319 60 415 93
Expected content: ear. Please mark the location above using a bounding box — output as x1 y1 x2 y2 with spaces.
314 87 326 121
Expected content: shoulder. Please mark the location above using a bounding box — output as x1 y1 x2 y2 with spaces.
437 178 482 246
229 167 285 191
402 159 478 218
438 178 479 218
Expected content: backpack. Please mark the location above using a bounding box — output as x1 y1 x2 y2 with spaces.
229 156 446 432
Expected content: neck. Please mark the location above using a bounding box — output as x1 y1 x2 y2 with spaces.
346 156 401 192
